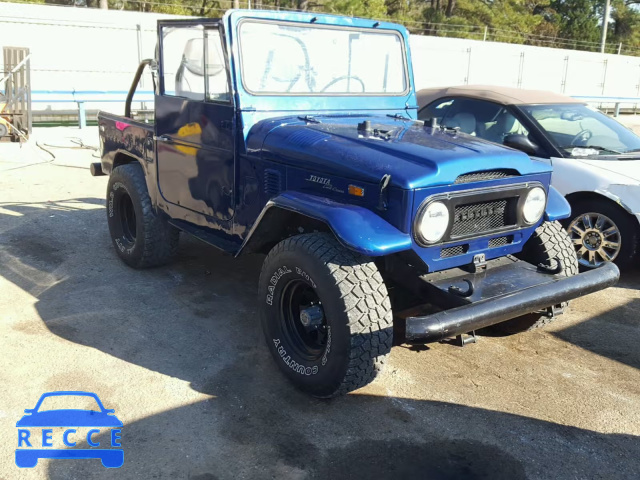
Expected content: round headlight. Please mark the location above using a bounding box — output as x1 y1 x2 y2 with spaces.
418 201 450 244
523 187 546 224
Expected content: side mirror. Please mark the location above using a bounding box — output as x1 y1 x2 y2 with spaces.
504 134 539 156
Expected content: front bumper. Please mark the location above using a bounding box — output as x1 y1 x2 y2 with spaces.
405 259 619 342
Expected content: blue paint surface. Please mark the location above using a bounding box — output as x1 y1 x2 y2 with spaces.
98 9 562 273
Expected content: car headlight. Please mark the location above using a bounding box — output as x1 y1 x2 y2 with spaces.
522 187 546 224
417 201 450 244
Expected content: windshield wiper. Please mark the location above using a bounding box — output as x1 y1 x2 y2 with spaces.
386 113 410 121
561 145 623 155
298 115 320 124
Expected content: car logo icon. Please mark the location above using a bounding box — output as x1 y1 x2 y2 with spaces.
16 391 123 468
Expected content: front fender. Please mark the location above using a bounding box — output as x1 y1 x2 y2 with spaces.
598 185 640 216
544 186 571 222
238 192 412 257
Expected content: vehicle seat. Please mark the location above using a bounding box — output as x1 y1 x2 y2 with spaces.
175 38 205 100
446 113 477 135
485 112 517 143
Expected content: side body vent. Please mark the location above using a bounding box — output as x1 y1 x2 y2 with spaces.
264 169 283 196
454 170 519 184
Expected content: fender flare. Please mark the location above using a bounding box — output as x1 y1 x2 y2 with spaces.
544 186 571 222
236 192 412 257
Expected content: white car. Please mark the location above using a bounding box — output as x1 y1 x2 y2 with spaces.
418 85 640 269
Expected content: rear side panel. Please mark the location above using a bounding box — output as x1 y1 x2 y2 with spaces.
98 111 157 205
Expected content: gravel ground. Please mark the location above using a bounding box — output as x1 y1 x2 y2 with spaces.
0 127 639 479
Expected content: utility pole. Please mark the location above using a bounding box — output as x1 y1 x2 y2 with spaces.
600 0 610 53
99 0 108 9
233 0 240 8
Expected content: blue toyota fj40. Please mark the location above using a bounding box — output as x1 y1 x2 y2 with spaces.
94 10 619 397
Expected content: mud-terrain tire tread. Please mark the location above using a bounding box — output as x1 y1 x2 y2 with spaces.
108 163 179 268
260 233 393 397
496 221 578 333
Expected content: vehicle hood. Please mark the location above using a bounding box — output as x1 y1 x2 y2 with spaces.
576 157 640 183
249 115 550 189
16 410 123 427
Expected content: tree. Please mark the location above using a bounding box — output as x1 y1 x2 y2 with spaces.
324 0 388 18
550 0 601 46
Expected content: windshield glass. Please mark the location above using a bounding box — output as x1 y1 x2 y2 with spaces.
238 20 407 95
521 104 640 156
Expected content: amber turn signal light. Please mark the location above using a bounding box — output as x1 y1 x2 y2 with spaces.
348 185 365 197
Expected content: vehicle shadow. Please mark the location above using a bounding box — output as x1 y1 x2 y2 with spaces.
43 381 640 479
1 199 639 478
617 269 640 290
553 296 640 370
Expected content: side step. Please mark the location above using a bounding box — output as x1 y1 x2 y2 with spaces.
168 219 239 254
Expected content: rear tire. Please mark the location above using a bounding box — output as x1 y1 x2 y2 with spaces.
493 221 579 334
107 163 179 268
259 233 393 397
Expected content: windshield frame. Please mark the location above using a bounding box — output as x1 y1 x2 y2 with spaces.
236 18 410 98
517 103 640 158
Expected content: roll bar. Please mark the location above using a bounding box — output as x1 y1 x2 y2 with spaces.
125 58 156 119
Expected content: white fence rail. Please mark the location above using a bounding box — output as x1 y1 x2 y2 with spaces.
2 2 640 116
410 36 640 99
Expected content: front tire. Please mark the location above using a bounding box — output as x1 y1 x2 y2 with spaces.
259 233 393 397
107 163 179 268
493 221 579 333
565 199 639 270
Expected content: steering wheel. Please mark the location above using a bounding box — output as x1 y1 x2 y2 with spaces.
320 75 365 93
571 129 593 146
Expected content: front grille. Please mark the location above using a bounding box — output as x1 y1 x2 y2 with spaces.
450 200 510 238
454 170 519 184
441 244 469 258
488 236 513 248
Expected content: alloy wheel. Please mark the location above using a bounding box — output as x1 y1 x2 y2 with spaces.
567 212 621 268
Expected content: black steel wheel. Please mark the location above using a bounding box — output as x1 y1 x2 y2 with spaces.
259 233 393 398
107 163 179 268
280 279 328 362
118 191 137 247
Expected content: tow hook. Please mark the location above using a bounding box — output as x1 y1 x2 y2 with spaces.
449 278 474 298
538 258 563 275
